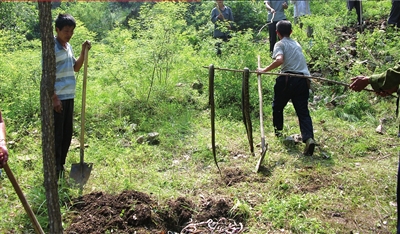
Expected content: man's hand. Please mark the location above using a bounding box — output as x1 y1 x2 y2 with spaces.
256 68 266 74
0 145 8 168
350 76 369 92
52 94 63 113
82 40 91 51
282 2 288 9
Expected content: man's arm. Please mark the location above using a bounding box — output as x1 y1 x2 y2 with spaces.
265 1 275 13
369 64 400 91
211 8 221 23
257 54 284 73
350 64 400 96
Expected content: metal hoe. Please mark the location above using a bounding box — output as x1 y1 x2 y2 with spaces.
70 47 93 186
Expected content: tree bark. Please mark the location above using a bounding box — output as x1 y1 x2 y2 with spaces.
38 2 63 233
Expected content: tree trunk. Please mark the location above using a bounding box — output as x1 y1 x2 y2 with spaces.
38 2 63 233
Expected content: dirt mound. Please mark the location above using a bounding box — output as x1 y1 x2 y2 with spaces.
65 190 246 233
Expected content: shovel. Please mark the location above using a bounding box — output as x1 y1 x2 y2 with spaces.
3 163 45 234
70 47 93 186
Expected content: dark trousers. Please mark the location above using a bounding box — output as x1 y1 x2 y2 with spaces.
268 21 278 53
388 0 400 27
214 35 230 55
347 0 363 24
54 99 74 173
273 75 314 142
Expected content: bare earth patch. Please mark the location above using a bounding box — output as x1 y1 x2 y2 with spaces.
65 190 246 233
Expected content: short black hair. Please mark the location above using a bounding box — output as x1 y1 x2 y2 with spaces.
55 13 76 30
276 20 292 37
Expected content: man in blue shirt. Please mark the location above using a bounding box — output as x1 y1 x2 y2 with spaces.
53 13 91 179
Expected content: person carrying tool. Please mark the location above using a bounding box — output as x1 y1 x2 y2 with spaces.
264 0 288 53
257 20 316 156
53 13 91 179
211 0 234 55
349 62 400 234
0 110 8 168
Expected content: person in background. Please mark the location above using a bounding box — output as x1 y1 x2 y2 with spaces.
292 0 311 26
211 0 234 55
264 0 288 53
388 0 400 28
0 110 8 168
257 20 316 156
53 13 91 179
347 0 363 25
349 62 400 234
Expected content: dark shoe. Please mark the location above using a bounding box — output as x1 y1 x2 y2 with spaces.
304 138 315 156
275 129 283 138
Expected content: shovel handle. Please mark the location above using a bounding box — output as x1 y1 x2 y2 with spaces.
3 163 45 234
80 47 89 164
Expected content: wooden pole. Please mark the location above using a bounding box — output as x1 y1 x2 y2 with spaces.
255 56 268 172
3 163 45 234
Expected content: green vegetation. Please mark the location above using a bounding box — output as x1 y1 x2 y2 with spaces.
0 1 398 233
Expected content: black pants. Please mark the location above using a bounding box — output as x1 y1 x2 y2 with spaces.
273 75 314 142
268 21 280 53
54 99 74 173
214 35 230 55
347 0 363 24
389 0 400 27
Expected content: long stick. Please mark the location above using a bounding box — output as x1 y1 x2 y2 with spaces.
3 163 45 234
255 56 267 172
201 66 377 93
215 2 225 20
80 47 89 173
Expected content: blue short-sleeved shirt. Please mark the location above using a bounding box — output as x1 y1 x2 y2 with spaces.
54 37 76 100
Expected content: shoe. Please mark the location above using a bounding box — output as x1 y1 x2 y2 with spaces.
304 138 315 156
275 131 283 138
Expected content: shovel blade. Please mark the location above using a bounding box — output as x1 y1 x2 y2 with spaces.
69 162 93 186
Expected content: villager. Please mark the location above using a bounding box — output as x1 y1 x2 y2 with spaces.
257 20 316 156
211 0 234 55
53 13 91 179
264 0 288 53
